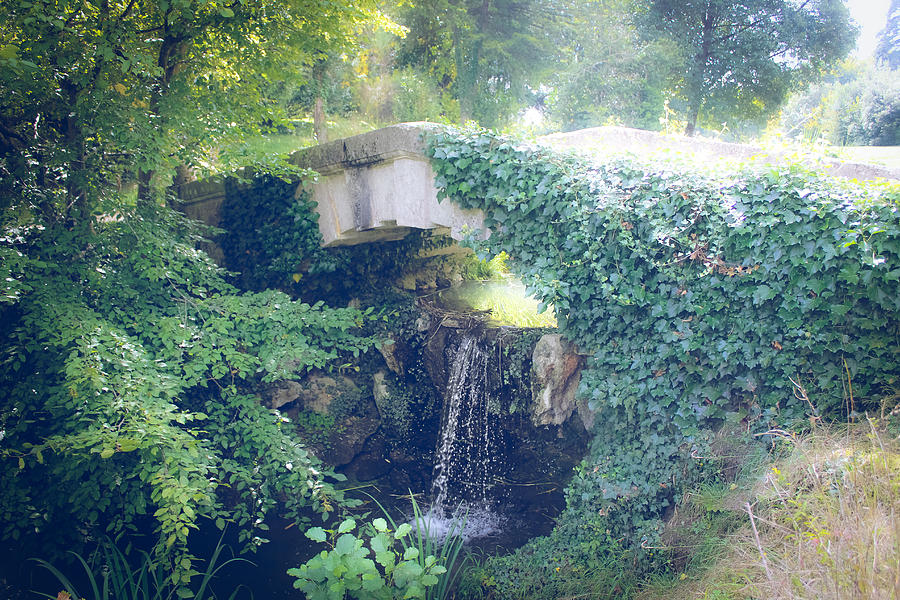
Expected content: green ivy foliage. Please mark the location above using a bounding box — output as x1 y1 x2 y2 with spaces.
0 201 377 588
426 126 900 590
220 174 341 291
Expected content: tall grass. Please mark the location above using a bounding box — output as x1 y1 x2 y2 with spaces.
642 421 900 600
31 535 252 600
369 493 468 600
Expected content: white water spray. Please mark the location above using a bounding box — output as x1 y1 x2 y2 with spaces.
422 332 502 541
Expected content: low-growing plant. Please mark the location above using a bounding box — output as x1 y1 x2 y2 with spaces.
287 517 446 599
31 535 251 600
289 494 468 600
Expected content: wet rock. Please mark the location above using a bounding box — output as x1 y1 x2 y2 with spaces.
297 372 359 415
373 371 390 406
323 416 380 466
265 372 362 413
343 434 392 481
531 334 585 427
378 337 406 375
267 381 303 410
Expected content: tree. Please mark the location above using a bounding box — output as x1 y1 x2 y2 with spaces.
875 0 900 69
0 0 394 590
776 58 899 146
396 0 565 127
638 0 857 135
545 0 678 131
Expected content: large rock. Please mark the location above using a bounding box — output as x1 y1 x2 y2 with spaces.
266 373 359 413
297 372 359 414
378 337 406 375
324 416 381 466
531 334 585 427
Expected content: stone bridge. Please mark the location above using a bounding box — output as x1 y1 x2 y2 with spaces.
177 123 483 250
177 123 898 255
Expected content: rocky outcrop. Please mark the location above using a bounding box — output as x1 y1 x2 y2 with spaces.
378 338 406 375
266 372 361 414
531 334 589 428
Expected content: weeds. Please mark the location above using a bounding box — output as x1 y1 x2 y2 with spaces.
642 421 900 600
31 534 252 600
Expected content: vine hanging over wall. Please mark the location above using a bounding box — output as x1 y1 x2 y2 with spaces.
426 125 900 590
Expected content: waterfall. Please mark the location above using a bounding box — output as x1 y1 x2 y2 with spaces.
424 331 501 541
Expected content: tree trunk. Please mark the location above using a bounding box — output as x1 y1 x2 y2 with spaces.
313 96 328 143
684 103 701 136
683 6 716 137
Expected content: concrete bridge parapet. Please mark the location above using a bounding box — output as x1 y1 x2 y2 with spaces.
290 123 483 246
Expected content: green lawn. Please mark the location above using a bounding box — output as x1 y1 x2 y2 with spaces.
838 146 900 170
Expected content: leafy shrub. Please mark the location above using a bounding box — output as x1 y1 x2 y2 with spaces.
0 202 377 586
288 518 447 599
289 495 467 600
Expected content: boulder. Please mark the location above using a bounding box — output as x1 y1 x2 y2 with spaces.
378 337 406 375
267 381 303 410
531 334 585 427
323 416 381 466
298 372 359 415
266 372 361 413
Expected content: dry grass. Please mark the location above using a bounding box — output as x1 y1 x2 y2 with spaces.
642 422 900 600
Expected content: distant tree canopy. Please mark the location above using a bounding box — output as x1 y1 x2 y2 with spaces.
876 0 900 70
778 59 900 146
543 0 678 131
638 0 857 135
395 0 564 127
245 0 865 138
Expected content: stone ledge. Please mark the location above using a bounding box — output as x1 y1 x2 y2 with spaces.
290 122 441 173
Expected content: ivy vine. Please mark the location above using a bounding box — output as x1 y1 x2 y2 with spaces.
426 125 900 585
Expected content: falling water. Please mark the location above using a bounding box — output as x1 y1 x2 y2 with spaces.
423 331 502 541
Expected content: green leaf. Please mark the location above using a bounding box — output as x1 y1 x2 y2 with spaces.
752 285 776 305
402 547 419 561
337 518 356 534
334 533 359 556
394 523 412 539
305 527 327 542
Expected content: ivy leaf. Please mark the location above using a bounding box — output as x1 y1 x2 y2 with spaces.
752 285 776 305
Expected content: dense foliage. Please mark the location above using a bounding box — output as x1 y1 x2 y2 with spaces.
542 0 678 132
779 59 900 146
0 0 392 593
288 517 451 600
0 201 379 585
269 0 863 139
637 0 857 135
426 126 900 596
876 0 900 70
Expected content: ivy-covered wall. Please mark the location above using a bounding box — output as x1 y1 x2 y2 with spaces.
426 126 900 596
